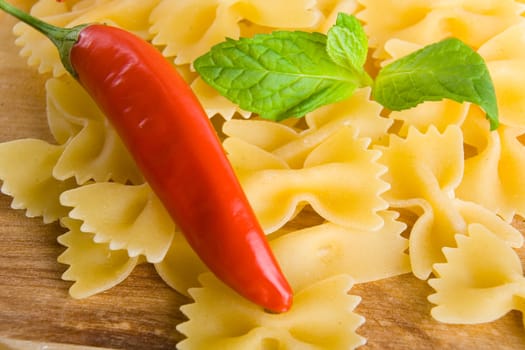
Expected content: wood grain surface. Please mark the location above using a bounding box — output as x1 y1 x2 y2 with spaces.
1 9 525 350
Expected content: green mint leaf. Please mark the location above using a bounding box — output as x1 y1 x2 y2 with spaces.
194 31 360 121
326 13 368 73
373 38 499 130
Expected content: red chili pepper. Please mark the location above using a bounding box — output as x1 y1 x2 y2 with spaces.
0 1 293 313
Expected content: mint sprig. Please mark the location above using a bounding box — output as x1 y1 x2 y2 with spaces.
195 13 499 130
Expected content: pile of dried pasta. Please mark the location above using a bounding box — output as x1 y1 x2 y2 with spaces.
2 0 525 348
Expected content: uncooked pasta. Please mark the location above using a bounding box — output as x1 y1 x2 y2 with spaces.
2 0 525 348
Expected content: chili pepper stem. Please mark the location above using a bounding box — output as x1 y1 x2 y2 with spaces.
0 0 86 76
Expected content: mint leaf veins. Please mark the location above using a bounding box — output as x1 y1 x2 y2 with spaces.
194 31 361 121
373 38 499 130
194 13 499 130
327 13 368 73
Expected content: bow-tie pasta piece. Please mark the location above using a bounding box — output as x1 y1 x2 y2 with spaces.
303 127 389 225
428 223 525 324
378 125 464 202
150 0 322 66
478 22 525 128
357 0 524 61
177 273 365 350
402 195 524 280
58 217 139 298
271 210 410 292
0 139 75 223
458 110 525 222
60 182 175 263
13 0 158 76
237 127 389 232
47 76 143 185
154 230 208 296
377 126 466 278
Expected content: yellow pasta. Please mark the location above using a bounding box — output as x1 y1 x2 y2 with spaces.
46 76 143 185
14 0 85 75
428 223 525 324
0 139 75 223
403 196 523 280
154 231 208 296
226 126 389 232
13 0 158 76
357 0 524 61
177 273 365 350
224 88 386 168
457 110 525 222
378 125 464 205
377 125 465 278
150 0 322 66
454 199 523 247
60 183 175 264
271 211 409 291
190 77 251 119
2 0 525 347
149 0 328 119
58 217 140 299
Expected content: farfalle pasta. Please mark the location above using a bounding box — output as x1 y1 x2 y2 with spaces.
148 0 364 120
224 88 388 168
271 210 410 291
357 0 524 61
13 0 89 75
154 210 410 297
0 138 75 223
429 223 525 324
226 125 389 232
60 182 175 263
47 76 143 185
377 125 466 278
2 0 525 348
150 0 322 66
400 196 523 279
13 0 159 75
148 0 321 119
58 217 140 298
177 273 365 350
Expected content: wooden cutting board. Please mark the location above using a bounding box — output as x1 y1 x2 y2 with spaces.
1 12 525 350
